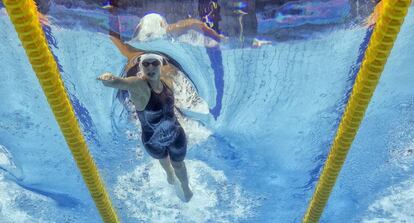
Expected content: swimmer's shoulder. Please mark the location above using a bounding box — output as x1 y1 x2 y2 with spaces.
128 76 150 94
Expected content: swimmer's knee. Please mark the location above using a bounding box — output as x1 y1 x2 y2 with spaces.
158 156 169 163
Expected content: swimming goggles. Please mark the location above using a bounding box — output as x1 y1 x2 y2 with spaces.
142 60 161 67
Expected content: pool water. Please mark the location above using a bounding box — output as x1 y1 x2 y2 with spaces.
0 1 413 222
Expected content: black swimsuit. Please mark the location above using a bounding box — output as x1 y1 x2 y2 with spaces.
136 81 187 162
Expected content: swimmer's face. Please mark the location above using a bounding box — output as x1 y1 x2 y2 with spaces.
141 59 162 80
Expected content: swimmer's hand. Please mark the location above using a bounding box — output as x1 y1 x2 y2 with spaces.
218 34 229 45
97 72 117 86
219 34 228 40
97 72 115 81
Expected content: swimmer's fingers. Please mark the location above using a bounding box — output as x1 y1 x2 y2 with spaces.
219 34 228 39
97 72 115 81
219 34 229 43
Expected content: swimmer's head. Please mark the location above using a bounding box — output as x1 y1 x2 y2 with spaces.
139 53 164 80
134 13 168 41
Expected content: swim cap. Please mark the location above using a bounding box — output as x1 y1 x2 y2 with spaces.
139 53 165 72
134 13 168 41
140 53 164 63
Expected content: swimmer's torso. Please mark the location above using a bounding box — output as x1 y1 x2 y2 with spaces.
136 81 182 147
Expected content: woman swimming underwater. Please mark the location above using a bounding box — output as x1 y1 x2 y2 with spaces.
98 5 200 202
98 51 194 202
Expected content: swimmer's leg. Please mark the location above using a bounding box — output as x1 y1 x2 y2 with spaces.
159 156 176 185
171 160 193 202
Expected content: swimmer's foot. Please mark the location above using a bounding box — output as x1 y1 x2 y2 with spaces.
181 185 193 202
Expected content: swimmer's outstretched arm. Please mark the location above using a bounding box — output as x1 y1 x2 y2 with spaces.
167 18 226 42
97 72 140 91
110 36 144 61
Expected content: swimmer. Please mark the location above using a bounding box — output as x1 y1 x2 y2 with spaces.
134 12 227 43
97 52 194 202
102 11 194 200
104 1 226 43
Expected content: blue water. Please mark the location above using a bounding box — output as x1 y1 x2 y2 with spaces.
1 2 414 223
